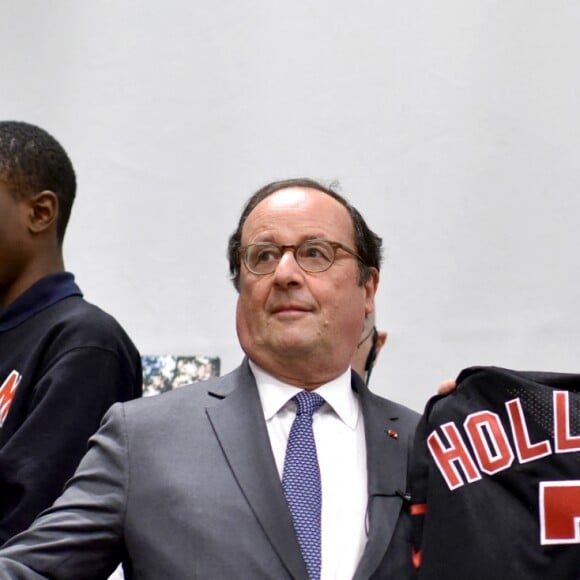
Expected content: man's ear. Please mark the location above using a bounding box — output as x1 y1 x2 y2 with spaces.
375 331 387 359
26 191 58 233
363 267 379 315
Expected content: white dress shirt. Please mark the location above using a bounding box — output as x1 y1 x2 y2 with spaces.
250 361 367 580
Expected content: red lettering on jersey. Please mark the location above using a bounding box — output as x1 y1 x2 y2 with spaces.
554 391 580 452
505 398 552 463
540 481 580 545
0 370 22 426
428 422 481 490
464 411 514 475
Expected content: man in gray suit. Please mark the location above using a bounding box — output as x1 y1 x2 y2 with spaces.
0 178 419 579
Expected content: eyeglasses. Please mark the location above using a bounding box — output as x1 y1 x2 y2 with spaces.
239 239 365 275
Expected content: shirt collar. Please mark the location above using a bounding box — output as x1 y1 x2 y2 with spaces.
0 272 82 332
249 360 359 430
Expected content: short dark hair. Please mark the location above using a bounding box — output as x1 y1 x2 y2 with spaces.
227 178 383 291
0 121 76 245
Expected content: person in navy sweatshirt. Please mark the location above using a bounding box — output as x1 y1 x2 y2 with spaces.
0 121 142 544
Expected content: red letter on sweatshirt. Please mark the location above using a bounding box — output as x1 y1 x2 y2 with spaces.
0 370 22 426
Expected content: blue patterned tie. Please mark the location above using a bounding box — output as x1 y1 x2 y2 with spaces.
282 390 325 580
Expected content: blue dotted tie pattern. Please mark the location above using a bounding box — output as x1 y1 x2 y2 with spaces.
282 390 325 580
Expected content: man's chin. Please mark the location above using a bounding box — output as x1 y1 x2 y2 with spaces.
271 336 319 357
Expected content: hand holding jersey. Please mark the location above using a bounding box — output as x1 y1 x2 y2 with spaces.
410 366 580 579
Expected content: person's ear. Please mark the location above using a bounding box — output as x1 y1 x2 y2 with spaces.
363 268 379 315
26 191 58 234
375 331 387 359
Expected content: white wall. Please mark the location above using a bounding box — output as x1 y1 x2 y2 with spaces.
2 1 579 412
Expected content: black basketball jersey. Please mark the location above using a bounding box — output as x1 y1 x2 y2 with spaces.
409 366 580 580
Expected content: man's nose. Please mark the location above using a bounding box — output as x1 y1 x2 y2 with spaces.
273 249 304 285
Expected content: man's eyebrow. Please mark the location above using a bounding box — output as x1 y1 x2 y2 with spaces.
249 234 331 244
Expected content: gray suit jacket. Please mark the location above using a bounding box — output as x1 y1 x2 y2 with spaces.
0 360 419 579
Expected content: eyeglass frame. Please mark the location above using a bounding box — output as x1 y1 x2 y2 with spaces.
238 239 367 276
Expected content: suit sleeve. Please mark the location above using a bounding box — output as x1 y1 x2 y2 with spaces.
0 346 141 544
0 403 129 578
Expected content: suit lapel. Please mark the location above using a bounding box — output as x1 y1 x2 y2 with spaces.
205 361 309 580
353 377 408 580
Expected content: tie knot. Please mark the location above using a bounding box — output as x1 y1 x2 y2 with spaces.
293 390 325 416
